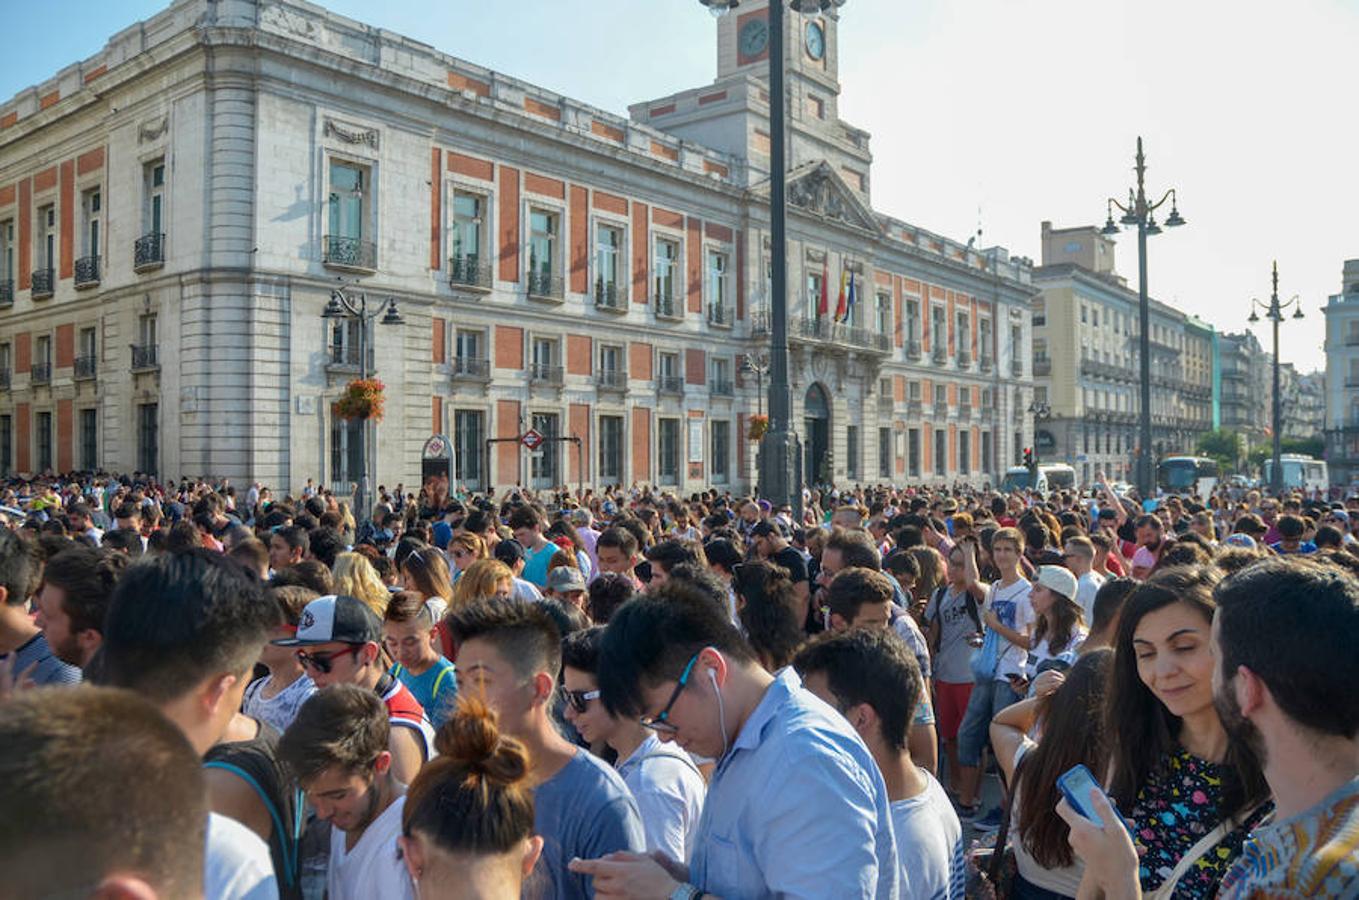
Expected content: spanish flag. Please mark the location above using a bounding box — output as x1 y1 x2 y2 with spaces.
834 268 848 322
818 261 829 317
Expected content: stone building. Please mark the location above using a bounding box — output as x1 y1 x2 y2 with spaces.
1323 259 1359 488
0 0 1034 495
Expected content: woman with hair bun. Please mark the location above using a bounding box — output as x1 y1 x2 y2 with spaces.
400 695 545 899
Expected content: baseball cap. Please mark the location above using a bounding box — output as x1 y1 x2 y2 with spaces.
1224 533 1258 550
569 508 593 527
494 539 525 566
749 521 782 539
273 595 382 647
1035 565 1078 602
1235 514 1267 535
546 567 587 593
431 521 453 550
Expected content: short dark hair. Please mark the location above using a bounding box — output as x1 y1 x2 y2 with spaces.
384 590 433 627
308 526 345 569
1091 576 1137 635
445 597 562 680
561 625 605 676
735 563 804 672
597 578 753 718
1276 514 1305 540
644 538 703 573
794 627 921 751
101 527 145 557
113 501 141 521
273 524 309 556
506 506 542 532
0 686 206 898
279 684 390 784
227 536 268 571
587 573 637 624
703 538 742 574
271 559 334 596
41 547 129 635
1215 559 1359 740
0 529 42 607
97 549 279 703
883 549 921 579
824 529 880 570
595 526 638 558
826 567 894 623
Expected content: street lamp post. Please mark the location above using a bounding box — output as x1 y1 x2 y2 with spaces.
322 284 404 523
1102 136 1186 498
1248 261 1303 495
1027 400 1051 465
740 353 770 418
701 0 845 517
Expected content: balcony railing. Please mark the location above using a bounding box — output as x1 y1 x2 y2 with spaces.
906 339 922 361
907 400 923 418
528 362 564 386
527 271 564 301
595 368 627 390
75 255 100 288
452 356 490 379
1346 336 1359 346
878 394 895 412
1033 357 1052 376
31 268 54 299
655 293 681 320
1011 359 1023 377
711 377 735 397
932 344 948 364
933 401 948 419
981 407 995 423
131 343 159 371
957 349 971 368
30 362 52 385
74 355 97 380
595 281 626 311
750 308 770 336
958 403 972 420
793 318 891 353
979 355 993 374
134 233 165 271
0 280 11 308
657 374 684 394
449 255 492 290
322 235 377 271
707 302 734 328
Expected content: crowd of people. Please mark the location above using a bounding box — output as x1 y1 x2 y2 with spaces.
0 468 1356 899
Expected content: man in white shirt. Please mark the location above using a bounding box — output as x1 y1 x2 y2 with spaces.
1063 536 1105 625
278 685 413 900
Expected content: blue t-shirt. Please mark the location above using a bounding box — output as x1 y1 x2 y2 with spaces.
522 541 559 588
0 632 81 687
533 749 645 899
390 657 457 728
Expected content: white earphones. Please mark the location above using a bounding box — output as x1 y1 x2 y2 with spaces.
707 666 731 759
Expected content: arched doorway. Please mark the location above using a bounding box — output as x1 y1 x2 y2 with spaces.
804 383 831 487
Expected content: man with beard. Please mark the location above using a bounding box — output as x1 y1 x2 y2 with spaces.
1060 558 1359 898
33 546 128 672
279 685 414 900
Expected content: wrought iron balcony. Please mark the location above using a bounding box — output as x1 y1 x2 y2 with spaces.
979 354 993 374
957 349 971 368
707 302 733 328
1011 359 1023 377
906 339 922 361
131 343 159 371
750 308 770 337
981 407 995 423
527 270 564 301
878 394 895 412
74 355 97 380
711 377 735 397
31 268 54 299
30 362 52 384
595 281 626 311
907 400 923 418
134 233 165 271
655 292 681 320
0 280 13 308
322 235 376 271
933 401 949 419
527 362 563 386
452 356 490 379
959 403 973 420
595 368 627 390
449 254 492 290
932 344 947 364
1033 357 1052 376
75 255 100 288
657 374 684 394
793 318 891 354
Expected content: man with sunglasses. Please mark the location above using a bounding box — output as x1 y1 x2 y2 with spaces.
274 594 434 786
571 578 899 899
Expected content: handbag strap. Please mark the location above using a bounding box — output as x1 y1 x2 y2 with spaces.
986 746 1030 885
1147 800 1267 900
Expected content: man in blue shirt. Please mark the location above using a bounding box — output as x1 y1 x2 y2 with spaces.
571 579 900 899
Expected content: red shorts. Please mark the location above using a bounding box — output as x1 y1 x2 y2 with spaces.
934 680 974 741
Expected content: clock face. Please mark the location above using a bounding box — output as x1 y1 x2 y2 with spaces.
806 21 826 60
739 18 769 59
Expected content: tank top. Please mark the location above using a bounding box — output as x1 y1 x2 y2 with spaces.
377 672 438 761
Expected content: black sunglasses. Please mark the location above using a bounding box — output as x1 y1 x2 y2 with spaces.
297 645 361 674
563 688 600 714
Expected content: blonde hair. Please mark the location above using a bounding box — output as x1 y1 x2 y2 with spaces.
452 559 514 609
448 532 488 564
332 552 391 617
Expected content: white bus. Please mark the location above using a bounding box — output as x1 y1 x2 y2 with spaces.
1157 456 1220 497
1263 454 1328 493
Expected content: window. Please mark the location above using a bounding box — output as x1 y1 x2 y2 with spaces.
34 335 51 369
653 237 679 303
808 95 825 119
711 356 731 391
908 380 921 402
934 428 947 476
36 411 53 473
0 414 9 475
982 431 993 474
1032 299 1046 327
330 414 362 486
1092 308 1099 328
144 161 165 235
956 311 969 353
658 418 680 484
595 223 622 304
879 377 892 400
328 161 365 240
450 191 485 275
82 188 101 258
453 410 483 489
959 430 970 476
905 299 920 341
0 343 8 377
908 428 920 478
711 420 730 482
707 250 729 324
530 337 557 381
0 220 13 289
806 270 824 314
1081 305 1088 324
599 415 624 482
599 343 622 376
846 425 859 481
931 306 946 350
79 408 97 470
1011 324 1022 361
658 352 679 379
875 293 891 335
38 205 55 271
455 329 481 364
528 209 559 279
878 427 892 479
529 412 559 488
331 318 362 366
934 384 947 408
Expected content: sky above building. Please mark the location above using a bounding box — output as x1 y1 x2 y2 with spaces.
2 0 1352 368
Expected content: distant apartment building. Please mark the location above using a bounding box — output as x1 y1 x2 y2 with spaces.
1323 259 1359 487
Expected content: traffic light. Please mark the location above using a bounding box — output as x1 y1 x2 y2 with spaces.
1023 447 1034 467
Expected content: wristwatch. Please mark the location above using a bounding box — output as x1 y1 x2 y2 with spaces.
669 885 703 900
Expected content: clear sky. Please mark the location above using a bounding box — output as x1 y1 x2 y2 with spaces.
2 0 1353 368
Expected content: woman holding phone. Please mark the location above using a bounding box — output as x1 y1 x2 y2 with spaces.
1104 567 1271 899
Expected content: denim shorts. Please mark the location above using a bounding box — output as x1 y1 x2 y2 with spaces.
956 679 1022 766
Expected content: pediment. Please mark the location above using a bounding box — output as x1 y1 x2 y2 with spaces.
772 161 881 234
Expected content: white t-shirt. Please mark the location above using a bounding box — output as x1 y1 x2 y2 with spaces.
891 770 966 900
615 732 707 864
205 812 279 900
1028 627 1089 679
1074 571 1105 625
242 672 316 735
327 794 414 900
988 579 1035 682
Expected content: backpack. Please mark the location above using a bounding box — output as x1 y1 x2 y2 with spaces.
929 583 982 635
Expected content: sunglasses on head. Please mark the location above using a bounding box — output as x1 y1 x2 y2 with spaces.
297 645 361 674
563 688 600 714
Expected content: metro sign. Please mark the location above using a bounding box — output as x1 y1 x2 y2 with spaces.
520 429 545 451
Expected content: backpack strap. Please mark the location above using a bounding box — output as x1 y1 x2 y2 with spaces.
203 760 302 888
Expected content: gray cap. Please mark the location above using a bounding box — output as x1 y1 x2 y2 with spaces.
546 566 587 593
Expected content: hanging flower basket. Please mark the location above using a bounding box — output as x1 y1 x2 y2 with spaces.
747 414 769 442
334 378 386 422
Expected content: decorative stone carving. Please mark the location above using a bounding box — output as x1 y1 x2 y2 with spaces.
789 164 848 222
138 115 168 143
323 118 380 150
260 3 320 41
